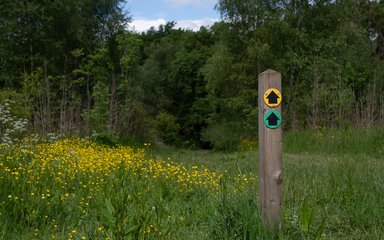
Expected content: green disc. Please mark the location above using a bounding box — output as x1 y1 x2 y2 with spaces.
263 110 282 129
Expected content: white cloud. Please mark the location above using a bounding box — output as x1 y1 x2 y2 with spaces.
129 18 167 32
164 0 197 6
164 0 216 8
129 18 218 33
175 18 218 31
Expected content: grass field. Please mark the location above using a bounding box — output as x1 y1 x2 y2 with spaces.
153 147 384 240
0 129 383 239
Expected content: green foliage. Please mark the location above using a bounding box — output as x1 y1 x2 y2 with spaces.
118 100 150 141
284 127 384 157
91 130 119 146
152 138 384 239
299 198 315 233
212 177 273 239
2 134 384 239
95 167 185 239
202 121 244 151
135 27 214 146
154 112 181 145
0 99 28 145
0 90 29 118
213 0 383 133
0 139 267 239
86 81 110 134
117 33 143 71
238 138 258 152
1 0 384 147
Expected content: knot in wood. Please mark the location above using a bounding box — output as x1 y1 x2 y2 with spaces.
273 170 283 184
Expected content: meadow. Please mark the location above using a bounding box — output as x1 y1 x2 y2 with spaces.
0 128 383 239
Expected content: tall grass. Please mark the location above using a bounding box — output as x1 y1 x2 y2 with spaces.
152 150 384 239
284 127 384 157
1 128 383 239
152 128 384 240
0 139 271 239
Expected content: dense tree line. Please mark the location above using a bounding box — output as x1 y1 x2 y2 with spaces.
0 0 383 149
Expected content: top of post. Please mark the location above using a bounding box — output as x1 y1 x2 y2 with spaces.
259 69 281 81
260 69 279 75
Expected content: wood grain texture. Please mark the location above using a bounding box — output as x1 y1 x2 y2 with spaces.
258 69 283 229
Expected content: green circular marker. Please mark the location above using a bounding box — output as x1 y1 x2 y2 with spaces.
263 110 282 129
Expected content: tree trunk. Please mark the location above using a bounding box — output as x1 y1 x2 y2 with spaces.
44 57 51 132
60 55 68 133
109 73 117 132
85 74 91 135
311 69 321 127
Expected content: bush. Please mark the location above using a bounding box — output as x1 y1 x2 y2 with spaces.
238 138 258 152
202 122 243 151
83 81 110 133
0 90 29 118
91 130 119 146
0 99 28 145
154 112 180 145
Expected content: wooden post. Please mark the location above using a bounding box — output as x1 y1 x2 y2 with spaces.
258 69 283 229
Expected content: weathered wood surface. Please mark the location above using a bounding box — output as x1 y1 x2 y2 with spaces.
258 69 283 229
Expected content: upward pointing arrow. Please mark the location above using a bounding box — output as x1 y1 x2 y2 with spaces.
266 112 280 126
267 90 280 104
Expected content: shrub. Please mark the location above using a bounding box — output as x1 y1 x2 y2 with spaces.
154 112 180 145
238 138 258 152
91 130 119 146
0 99 28 146
202 122 243 151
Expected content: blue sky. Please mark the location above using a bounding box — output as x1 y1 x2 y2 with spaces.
124 0 220 32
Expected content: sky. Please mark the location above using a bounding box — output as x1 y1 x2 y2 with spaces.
124 0 220 32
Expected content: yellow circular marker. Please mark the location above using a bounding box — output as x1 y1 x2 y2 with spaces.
263 88 282 108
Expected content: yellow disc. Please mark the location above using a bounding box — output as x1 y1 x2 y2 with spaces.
263 88 282 108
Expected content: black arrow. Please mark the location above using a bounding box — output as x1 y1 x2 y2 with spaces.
266 112 280 126
267 91 279 104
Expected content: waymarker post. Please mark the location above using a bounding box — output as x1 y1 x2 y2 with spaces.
258 69 283 229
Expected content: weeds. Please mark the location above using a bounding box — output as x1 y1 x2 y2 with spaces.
1 129 383 239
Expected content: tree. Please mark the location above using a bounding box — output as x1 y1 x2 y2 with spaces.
0 0 130 134
135 25 214 146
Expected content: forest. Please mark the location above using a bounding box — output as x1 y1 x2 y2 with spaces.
1 1 384 239
1 0 384 150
